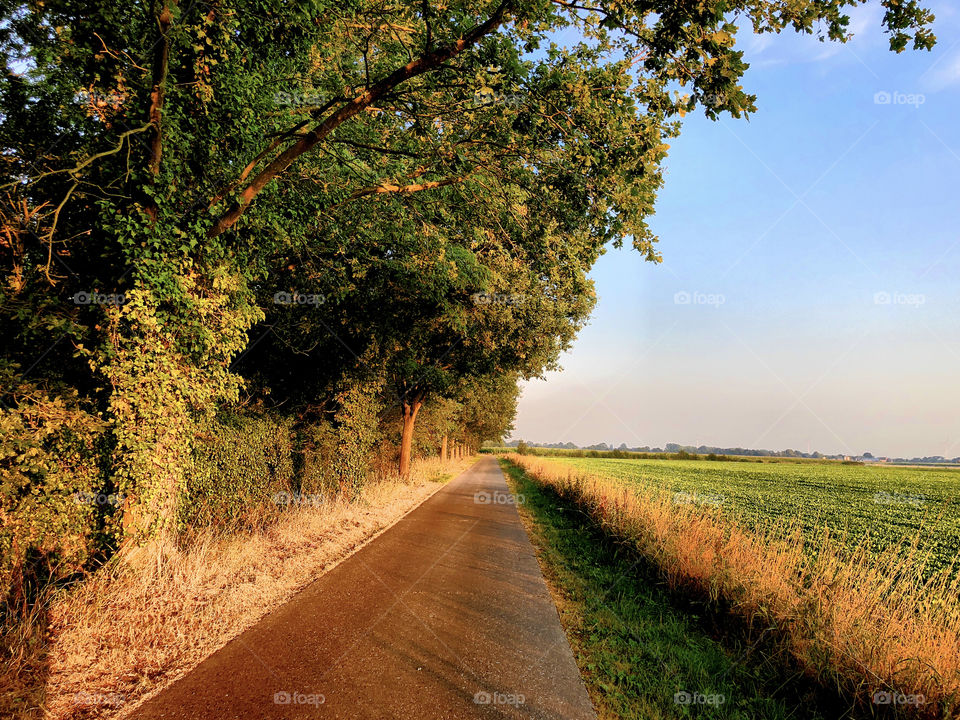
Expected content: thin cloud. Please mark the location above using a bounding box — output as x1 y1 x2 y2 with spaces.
922 49 960 90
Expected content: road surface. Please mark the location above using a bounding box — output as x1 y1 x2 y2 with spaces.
133 456 596 719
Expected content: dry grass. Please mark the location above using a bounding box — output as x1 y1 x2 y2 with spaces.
507 454 960 719
18 455 473 720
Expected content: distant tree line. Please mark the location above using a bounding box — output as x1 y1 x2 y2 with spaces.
499 441 959 464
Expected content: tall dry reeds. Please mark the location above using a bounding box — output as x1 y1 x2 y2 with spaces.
507 454 960 718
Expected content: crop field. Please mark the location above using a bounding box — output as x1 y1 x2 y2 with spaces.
542 456 960 576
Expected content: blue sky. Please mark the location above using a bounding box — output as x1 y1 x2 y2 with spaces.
512 2 960 458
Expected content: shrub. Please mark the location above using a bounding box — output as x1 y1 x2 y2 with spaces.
99 271 262 542
1 376 113 717
180 414 295 532
330 379 383 495
298 421 338 496
0 378 110 612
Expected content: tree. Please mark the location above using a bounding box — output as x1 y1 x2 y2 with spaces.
448 373 520 453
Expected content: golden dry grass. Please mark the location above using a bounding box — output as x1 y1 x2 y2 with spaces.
507 454 960 719
25 456 474 720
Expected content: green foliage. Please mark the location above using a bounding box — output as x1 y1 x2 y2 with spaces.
98 269 262 541
181 414 295 532
411 397 460 456
298 380 387 496
183 389 386 531
0 373 110 608
454 374 521 447
330 375 385 495
298 422 338 497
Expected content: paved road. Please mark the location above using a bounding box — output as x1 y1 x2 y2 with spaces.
134 457 596 719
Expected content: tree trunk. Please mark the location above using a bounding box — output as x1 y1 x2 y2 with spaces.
399 398 422 478
147 0 178 177
441 434 448 462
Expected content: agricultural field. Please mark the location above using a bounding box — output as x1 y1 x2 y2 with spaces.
543 456 960 577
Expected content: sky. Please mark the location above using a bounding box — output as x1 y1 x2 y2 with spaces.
511 2 960 459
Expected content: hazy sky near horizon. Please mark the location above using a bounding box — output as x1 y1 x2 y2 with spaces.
512 3 960 458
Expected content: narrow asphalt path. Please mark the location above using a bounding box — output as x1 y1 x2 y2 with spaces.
134 457 596 719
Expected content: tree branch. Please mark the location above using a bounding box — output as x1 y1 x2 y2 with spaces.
207 0 514 238
335 172 468 207
147 0 178 177
205 119 312 212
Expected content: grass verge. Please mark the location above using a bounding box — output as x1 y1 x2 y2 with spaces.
501 456 959 720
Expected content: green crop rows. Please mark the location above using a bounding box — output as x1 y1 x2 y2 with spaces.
544 457 960 577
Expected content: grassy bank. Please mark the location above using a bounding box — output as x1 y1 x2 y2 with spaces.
504 455 960 719
4 456 474 720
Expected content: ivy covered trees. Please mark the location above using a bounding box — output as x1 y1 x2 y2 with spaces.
0 0 935 563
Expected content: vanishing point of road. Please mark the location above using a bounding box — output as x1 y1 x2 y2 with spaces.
133 456 596 719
